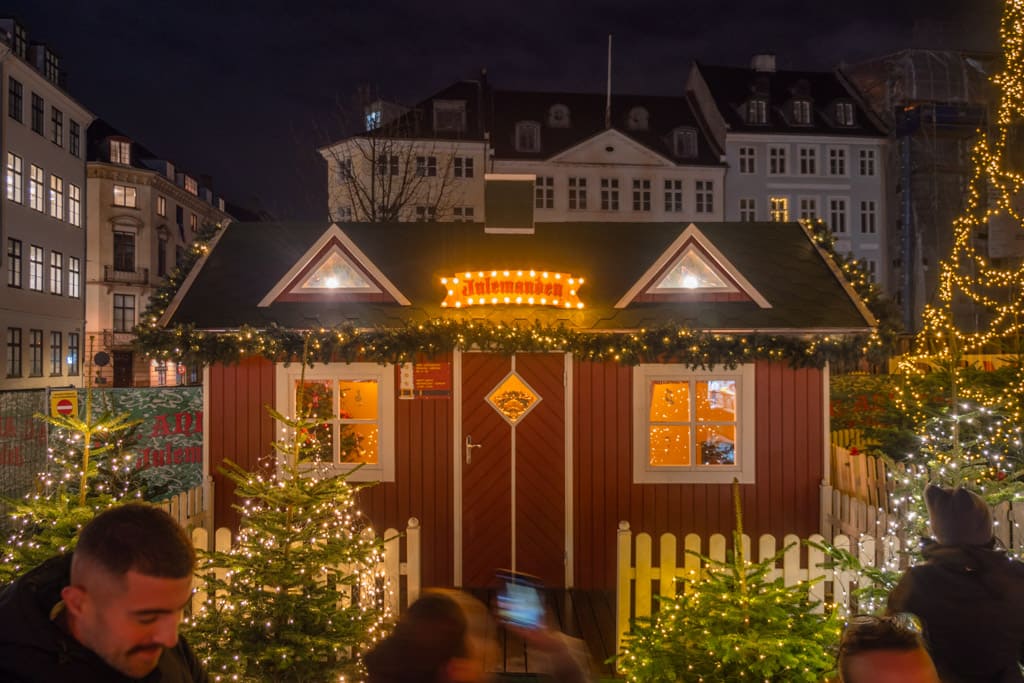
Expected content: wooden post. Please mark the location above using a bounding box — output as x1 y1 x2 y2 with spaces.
615 521 632 670
405 517 421 605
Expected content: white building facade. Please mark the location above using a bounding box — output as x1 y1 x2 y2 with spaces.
687 57 891 291
1 20 94 390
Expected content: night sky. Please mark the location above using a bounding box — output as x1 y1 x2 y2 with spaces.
8 0 1003 221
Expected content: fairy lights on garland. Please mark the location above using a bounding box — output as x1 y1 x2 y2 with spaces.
134 196 886 372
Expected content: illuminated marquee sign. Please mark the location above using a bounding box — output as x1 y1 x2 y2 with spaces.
440 270 585 309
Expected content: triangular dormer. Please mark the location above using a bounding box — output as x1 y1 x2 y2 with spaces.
615 224 771 308
258 224 410 306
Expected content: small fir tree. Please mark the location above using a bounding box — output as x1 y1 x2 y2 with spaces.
1 355 143 583
185 349 387 682
617 482 841 682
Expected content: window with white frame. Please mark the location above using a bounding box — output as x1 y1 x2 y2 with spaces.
799 197 818 221
738 147 755 174
70 120 80 157
29 164 44 212
190 214 198 232
860 200 877 233
632 179 651 211
769 197 789 222
835 102 855 126
514 121 541 153
29 245 43 291
695 180 713 213
113 184 137 208
547 104 570 128
633 364 755 484
114 231 136 272
67 332 79 375
453 156 474 178
792 99 811 125
672 128 698 158
110 139 130 164
798 147 816 175
68 184 81 226
746 99 767 124
739 198 756 222
830 198 847 233
415 156 437 177
6 328 21 377
6 152 22 203
49 175 63 219
452 206 475 222
664 180 683 212
768 146 787 175
50 331 61 375
31 93 43 135
275 363 395 482
535 176 554 209
376 155 398 177
865 259 877 283
51 108 63 147
156 195 167 217
568 177 587 210
184 176 198 195
28 329 42 376
829 148 847 176
68 257 80 298
414 205 436 222
600 178 619 211
7 239 21 288
859 149 876 176
49 251 62 295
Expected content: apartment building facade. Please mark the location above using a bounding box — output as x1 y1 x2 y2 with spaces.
86 120 232 387
1 20 94 390
686 56 891 291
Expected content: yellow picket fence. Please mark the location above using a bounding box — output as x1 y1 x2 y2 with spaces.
189 517 421 618
614 522 902 666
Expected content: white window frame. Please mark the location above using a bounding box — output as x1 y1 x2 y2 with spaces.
798 146 816 175
738 147 755 174
768 146 787 175
828 147 847 176
632 364 756 484
110 139 130 165
514 121 541 153
274 362 395 482
739 197 756 221
859 149 876 176
433 99 467 133
798 196 818 221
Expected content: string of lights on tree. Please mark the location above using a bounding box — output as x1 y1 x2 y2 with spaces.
184 338 388 682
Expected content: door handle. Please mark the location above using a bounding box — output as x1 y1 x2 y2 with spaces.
465 435 483 464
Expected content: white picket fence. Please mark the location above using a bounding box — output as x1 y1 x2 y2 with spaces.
190 517 422 618
614 522 902 663
157 478 214 535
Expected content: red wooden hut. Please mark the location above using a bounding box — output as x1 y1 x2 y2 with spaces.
156 209 873 592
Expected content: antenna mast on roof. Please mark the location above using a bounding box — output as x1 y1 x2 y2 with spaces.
605 34 613 129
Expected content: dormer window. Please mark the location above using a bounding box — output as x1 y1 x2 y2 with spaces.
547 104 570 128
792 99 812 125
184 175 198 195
433 100 467 133
110 139 131 165
835 101 855 126
672 127 698 158
746 99 767 124
627 107 649 131
514 121 541 153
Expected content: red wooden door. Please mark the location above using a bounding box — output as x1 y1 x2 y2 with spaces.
461 353 566 587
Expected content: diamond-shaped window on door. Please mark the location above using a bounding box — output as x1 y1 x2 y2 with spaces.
486 371 542 425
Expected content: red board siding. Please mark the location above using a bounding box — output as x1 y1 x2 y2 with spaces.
207 356 455 588
206 358 276 532
572 359 825 589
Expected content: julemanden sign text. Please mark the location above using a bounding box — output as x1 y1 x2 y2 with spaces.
440 270 585 309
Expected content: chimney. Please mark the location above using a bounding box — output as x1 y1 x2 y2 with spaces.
750 54 776 73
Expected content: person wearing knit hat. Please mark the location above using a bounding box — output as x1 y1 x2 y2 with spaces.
924 483 994 547
888 485 1024 682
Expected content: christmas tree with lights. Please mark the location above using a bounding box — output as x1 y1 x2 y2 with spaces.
0 354 143 583
618 482 841 682
890 0 1024 534
185 345 387 682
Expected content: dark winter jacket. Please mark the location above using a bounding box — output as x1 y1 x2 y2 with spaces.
0 554 208 682
888 541 1024 683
